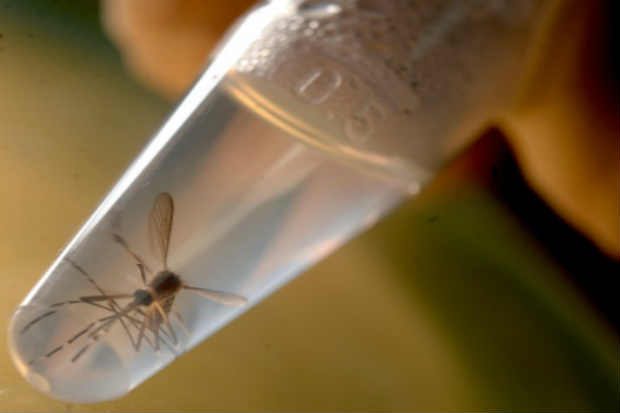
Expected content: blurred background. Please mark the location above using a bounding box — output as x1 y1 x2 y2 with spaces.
0 0 617 411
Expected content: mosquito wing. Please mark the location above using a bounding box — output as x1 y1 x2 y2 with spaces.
183 286 247 306
149 192 174 269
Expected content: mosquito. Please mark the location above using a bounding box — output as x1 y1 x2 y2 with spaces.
21 192 247 365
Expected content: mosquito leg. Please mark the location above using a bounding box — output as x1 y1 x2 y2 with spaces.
23 297 128 340
75 317 132 363
64 258 126 315
147 316 177 356
136 263 147 286
51 294 131 312
130 308 176 355
116 311 138 351
65 259 143 350
172 311 191 339
20 310 56 334
28 303 149 366
87 303 136 339
28 316 105 366
153 315 161 352
80 294 134 302
147 311 176 353
50 300 112 312
45 345 64 358
106 306 153 353
21 258 125 334
110 307 155 351
122 311 145 326
20 293 123 335
146 315 173 342
69 303 142 363
67 321 97 344
71 343 91 363
56 294 139 350
112 233 152 281
153 302 177 345
130 309 158 351
158 334 178 356
101 305 154 351
65 259 114 300
135 312 148 351
79 294 138 350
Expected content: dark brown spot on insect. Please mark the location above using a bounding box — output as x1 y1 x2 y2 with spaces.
150 271 182 299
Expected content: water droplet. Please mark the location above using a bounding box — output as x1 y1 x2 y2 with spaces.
294 67 342 104
298 1 342 19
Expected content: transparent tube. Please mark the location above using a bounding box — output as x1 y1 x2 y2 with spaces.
8 0 546 403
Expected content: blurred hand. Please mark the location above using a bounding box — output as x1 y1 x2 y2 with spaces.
102 0 253 98
102 0 618 256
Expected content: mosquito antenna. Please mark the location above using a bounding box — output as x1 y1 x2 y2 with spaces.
20 310 56 334
113 233 152 283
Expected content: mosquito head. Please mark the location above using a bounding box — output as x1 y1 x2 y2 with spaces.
134 289 153 306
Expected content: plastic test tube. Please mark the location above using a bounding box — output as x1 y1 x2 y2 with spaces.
8 0 548 403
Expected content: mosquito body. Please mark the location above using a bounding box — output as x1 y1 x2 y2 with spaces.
134 270 182 309
21 192 247 365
